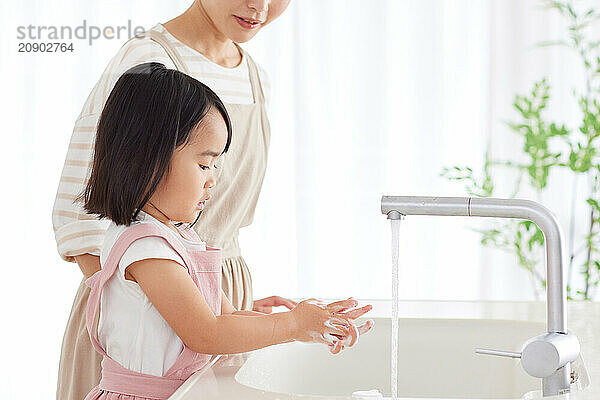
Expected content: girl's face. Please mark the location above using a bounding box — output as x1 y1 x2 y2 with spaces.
200 0 291 43
143 108 229 225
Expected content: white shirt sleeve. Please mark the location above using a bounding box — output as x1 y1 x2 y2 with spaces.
118 236 186 280
256 63 271 108
51 36 175 263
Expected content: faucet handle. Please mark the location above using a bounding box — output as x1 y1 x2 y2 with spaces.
476 332 580 379
475 348 521 358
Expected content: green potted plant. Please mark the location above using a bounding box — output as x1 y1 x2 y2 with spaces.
441 0 600 300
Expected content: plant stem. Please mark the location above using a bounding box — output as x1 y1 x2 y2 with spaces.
584 173 599 299
585 214 592 299
510 169 525 198
567 174 578 297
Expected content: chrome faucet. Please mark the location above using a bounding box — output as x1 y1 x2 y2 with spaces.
381 196 580 397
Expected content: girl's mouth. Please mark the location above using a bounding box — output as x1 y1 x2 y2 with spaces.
234 16 262 30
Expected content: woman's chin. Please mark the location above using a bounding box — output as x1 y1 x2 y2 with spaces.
227 28 261 43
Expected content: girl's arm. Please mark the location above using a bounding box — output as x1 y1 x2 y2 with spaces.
128 258 299 354
220 288 266 316
232 310 267 316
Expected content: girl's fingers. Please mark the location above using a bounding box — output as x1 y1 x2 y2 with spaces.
321 317 376 355
329 327 349 337
332 323 358 348
326 316 362 347
322 332 338 345
325 318 348 329
334 304 373 320
344 323 359 347
315 334 332 347
326 298 358 313
305 298 327 308
327 316 351 328
325 325 358 348
357 319 375 335
331 319 374 348
329 340 343 354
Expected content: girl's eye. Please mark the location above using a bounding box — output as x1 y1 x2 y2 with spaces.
199 164 210 171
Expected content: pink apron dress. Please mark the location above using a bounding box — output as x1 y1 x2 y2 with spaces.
83 222 222 399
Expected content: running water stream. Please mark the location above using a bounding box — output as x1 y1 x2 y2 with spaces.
390 218 402 400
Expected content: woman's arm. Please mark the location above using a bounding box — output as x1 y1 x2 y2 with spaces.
74 254 101 280
52 113 112 266
128 258 298 354
52 35 180 268
220 288 266 316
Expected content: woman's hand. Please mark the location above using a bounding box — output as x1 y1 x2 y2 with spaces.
252 296 298 313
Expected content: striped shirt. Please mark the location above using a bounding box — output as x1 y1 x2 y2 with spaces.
52 23 271 263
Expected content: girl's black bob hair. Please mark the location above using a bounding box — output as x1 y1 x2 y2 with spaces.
76 62 232 227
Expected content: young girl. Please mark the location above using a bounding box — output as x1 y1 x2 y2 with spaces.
78 62 374 399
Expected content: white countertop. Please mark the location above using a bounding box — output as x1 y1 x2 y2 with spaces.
172 300 600 400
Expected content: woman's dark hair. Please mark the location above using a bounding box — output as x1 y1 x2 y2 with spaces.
76 62 232 227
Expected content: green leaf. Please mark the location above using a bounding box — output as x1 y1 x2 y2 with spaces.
587 198 600 212
528 228 545 251
534 40 570 48
549 122 570 136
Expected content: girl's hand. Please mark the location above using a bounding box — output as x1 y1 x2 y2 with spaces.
326 318 374 354
323 298 375 354
289 298 354 343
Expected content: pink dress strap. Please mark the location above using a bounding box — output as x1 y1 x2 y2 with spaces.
84 222 222 399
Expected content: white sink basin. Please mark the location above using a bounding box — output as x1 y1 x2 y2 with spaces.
234 318 544 399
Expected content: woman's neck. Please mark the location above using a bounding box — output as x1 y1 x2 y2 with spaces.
162 1 242 68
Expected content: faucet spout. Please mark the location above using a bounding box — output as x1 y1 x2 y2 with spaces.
381 195 576 396
381 195 566 332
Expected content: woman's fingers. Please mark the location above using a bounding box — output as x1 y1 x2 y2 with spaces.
255 296 299 311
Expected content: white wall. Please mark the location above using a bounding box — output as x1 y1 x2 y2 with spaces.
1 0 595 398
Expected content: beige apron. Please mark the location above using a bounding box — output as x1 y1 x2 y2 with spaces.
144 29 270 312
56 29 270 400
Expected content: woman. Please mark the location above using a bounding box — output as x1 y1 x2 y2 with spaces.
52 1 293 399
